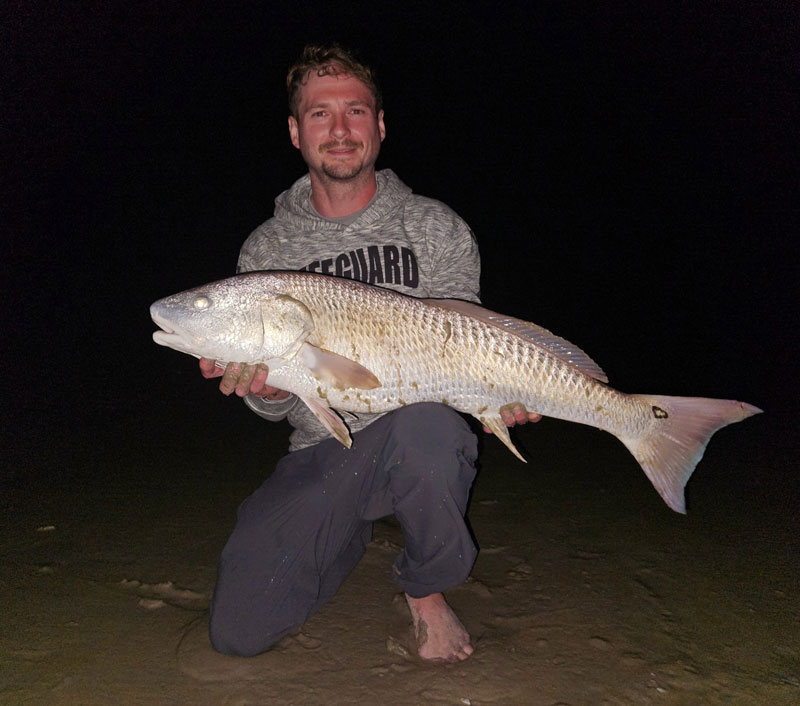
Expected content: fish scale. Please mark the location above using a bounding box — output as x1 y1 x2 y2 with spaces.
151 271 761 513
300 283 626 436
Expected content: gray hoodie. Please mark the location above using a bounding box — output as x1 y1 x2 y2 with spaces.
238 169 481 451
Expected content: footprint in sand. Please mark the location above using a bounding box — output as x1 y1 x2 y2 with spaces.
588 635 613 651
118 578 207 610
290 632 322 650
479 544 509 554
506 562 534 580
385 635 413 660
452 576 493 598
371 538 403 553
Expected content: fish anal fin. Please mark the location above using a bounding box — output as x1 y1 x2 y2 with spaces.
299 395 353 448
298 342 381 391
479 415 527 463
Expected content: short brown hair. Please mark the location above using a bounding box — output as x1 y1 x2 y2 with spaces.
287 44 382 118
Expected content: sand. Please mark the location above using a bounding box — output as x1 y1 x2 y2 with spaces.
2 393 797 706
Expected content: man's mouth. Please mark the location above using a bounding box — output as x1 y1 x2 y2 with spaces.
321 141 361 154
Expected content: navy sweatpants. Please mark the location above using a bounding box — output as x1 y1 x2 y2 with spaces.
209 403 478 657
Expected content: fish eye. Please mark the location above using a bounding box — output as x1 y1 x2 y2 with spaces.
193 295 211 310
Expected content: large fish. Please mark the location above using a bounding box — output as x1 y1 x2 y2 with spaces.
150 271 761 513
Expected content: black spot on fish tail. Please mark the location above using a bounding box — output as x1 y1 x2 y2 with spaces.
652 406 669 419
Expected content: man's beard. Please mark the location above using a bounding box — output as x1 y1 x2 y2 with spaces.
321 161 365 180
319 140 366 181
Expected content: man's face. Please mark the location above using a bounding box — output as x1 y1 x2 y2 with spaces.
288 72 385 183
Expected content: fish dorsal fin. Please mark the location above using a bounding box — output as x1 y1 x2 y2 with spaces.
424 299 609 383
298 342 382 391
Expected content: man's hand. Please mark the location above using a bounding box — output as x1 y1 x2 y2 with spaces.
482 402 542 434
199 358 291 400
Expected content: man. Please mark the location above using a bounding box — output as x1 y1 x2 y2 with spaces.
201 45 538 663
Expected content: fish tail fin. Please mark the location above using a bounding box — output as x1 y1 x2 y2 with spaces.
618 395 762 513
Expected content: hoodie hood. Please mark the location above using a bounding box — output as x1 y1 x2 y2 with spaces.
273 169 413 232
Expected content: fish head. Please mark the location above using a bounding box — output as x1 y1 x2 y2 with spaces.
150 273 313 364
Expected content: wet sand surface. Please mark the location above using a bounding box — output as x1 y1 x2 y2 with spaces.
3 390 796 706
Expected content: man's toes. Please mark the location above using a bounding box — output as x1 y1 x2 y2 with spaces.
457 643 474 660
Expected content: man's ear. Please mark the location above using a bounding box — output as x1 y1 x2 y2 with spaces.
377 110 386 142
288 115 300 149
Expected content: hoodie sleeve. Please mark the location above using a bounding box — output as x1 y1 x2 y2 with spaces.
236 224 278 273
427 216 481 303
408 199 481 303
243 393 299 421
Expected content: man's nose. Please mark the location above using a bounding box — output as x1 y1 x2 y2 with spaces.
330 112 350 138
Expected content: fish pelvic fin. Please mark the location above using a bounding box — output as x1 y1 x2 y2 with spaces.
480 415 527 463
618 395 762 514
299 395 353 449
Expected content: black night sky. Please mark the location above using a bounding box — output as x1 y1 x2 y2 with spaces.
3 4 797 515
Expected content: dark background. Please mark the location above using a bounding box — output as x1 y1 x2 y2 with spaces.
2 2 797 500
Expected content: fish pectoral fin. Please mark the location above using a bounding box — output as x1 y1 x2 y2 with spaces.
298 395 353 449
479 415 527 463
260 295 315 360
298 343 381 391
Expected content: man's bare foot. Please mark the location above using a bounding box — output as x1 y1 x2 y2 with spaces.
405 592 473 663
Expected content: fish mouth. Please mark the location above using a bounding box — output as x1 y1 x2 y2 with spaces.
152 324 182 347
151 311 197 355
151 310 174 340
151 313 174 335
152 327 175 343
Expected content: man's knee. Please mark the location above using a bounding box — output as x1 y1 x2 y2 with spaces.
387 403 476 455
383 403 478 500
209 624 282 658
209 592 293 657
209 621 261 657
